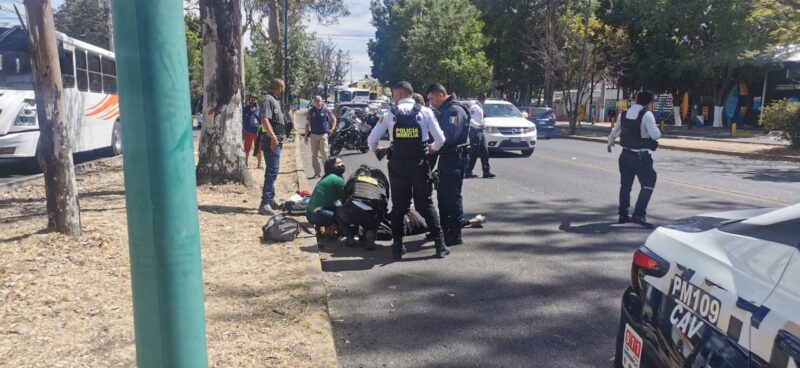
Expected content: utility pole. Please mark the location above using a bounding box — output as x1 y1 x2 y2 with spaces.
572 0 592 134
111 0 208 366
282 0 289 109
23 0 82 236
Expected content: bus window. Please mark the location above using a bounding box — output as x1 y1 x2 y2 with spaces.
87 52 102 93
0 27 32 90
101 58 116 93
60 50 75 89
75 49 88 92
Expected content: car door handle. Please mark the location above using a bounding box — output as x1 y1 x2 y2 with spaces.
777 330 800 361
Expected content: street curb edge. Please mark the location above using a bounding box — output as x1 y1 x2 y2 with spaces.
293 133 340 368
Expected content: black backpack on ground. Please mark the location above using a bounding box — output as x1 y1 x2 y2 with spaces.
262 215 311 243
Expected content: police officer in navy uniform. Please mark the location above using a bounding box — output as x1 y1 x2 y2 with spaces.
426 83 470 246
368 81 449 259
608 91 661 229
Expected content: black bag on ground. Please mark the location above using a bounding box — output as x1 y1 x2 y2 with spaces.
283 200 308 216
263 215 308 242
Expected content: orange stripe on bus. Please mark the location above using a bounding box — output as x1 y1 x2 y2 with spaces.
98 106 119 120
85 95 110 112
86 95 119 117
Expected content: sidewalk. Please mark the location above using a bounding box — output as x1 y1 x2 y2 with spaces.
564 121 789 146
0 137 338 367
555 123 800 162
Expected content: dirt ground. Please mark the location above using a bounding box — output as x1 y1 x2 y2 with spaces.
0 139 327 367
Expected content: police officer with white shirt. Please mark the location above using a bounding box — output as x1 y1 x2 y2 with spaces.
465 92 495 179
607 91 662 229
368 81 450 259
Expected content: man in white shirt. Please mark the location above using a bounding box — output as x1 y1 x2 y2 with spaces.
368 81 449 259
465 92 495 178
607 91 661 229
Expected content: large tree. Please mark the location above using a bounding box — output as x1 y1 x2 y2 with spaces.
314 39 351 100
369 0 492 96
196 0 254 186
52 0 110 49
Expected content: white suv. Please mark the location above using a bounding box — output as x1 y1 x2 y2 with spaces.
480 100 537 157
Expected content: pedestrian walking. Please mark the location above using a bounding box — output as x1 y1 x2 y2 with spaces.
305 95 337 179
258 78 287 216
607 90 661 229
368 81 449 259
243 93 263 168
426 83 470 246
465 92 495 179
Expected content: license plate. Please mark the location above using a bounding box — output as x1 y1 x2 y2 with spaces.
510 137 521 142
622 324 642 368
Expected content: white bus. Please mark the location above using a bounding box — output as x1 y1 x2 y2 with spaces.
335 87 370 105
0 24 121 166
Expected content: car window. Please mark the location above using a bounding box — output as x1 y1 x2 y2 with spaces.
484 104 522 118
531 108 553 119
719 217 800 248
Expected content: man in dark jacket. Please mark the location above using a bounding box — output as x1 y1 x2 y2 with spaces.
259 78 287 216
243 93 262 168
426 83 470 246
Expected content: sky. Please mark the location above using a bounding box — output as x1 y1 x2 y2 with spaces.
305 0 375 83
1 0 375 82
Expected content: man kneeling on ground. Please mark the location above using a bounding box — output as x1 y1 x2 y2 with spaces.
307 158 346 237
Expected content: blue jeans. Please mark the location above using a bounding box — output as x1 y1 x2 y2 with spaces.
306 208 336 227
261 141 282 206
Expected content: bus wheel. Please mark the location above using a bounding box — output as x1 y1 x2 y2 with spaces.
111 121 122 156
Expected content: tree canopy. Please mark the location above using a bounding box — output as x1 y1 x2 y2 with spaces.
53 0 110 50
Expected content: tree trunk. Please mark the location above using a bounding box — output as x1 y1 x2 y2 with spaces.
542 0 556 107
24 0 81 236
268 0 281 48
197 0 254 186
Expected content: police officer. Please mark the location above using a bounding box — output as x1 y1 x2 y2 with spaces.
607 90 661 229
465 92 495 178
426 83 470 246
368 81 449 259
305 95 338 179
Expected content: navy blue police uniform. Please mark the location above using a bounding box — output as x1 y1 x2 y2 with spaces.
616 109 658 223
386 104 449 258
432 95 470 246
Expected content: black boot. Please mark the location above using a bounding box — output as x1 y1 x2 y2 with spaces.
435 240 450 258
392 243 407 260
618 214 630 224
631 216 655 229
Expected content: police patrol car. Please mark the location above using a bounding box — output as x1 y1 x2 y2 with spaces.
614 203 800 368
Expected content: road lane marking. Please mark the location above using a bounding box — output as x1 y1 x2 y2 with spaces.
537 154 792 206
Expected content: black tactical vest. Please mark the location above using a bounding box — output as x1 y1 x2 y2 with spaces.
620 109 656 150
390 104 425 160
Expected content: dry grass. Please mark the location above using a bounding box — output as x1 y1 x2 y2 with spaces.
0 140 326 367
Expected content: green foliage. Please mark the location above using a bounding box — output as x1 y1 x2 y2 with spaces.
760 99 800 148
185 15 204 109
750 0 800 46
368 0 492 96
53 0 110 49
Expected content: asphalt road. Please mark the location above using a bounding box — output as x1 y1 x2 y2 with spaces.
304 138 799 368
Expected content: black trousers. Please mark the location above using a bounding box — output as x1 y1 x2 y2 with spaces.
618 150 657 219
467 128 490 175
388 158 443 245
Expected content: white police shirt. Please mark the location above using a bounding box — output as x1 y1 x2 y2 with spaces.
607 103 662 148
368 97 446 152
469 101 485 129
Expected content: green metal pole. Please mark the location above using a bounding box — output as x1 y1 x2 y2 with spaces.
110 0 208 367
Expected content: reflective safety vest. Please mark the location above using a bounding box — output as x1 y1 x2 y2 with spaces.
390 104 425 160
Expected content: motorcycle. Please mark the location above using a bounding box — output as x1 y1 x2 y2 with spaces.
330 108 371 156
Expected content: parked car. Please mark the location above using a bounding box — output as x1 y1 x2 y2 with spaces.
529 106 556 139
614 203 800 368
482 100 537 157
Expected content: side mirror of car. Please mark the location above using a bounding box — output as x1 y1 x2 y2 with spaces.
522 112 529 119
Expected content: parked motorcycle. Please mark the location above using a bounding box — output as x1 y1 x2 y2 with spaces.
330 108 371 156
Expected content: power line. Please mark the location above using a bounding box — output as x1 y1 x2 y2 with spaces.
315 33 372 38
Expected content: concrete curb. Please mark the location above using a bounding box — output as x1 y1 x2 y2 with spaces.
292 133 340 367
561 135 800 163
0 155 122 191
